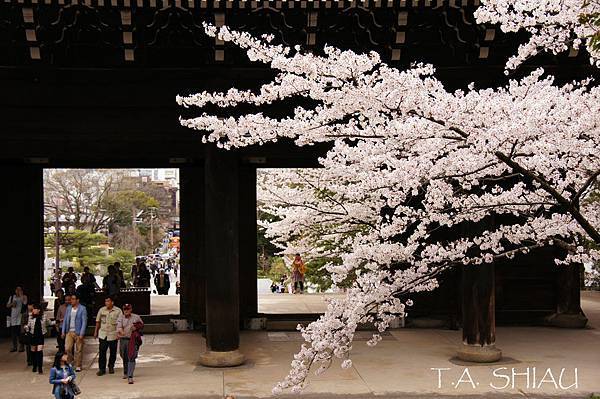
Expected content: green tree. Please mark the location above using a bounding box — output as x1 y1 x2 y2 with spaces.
266 257 289 283
102 190 160 226
102 190 161 255
45 229 109 272
579 4 600 54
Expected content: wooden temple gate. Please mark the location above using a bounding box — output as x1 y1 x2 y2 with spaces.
0 0 593 365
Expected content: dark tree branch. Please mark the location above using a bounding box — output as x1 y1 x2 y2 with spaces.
572 168 600 207
495 151 600 244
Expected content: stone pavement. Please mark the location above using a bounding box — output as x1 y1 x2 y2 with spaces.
1 291 599 399
258 292 345 314
151 294 181 315
128 292 344 316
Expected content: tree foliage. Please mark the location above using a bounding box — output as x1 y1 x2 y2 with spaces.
45 229 108 272
475 0 600 70
44 169 122 233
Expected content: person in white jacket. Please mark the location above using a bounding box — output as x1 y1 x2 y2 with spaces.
6 285 27 352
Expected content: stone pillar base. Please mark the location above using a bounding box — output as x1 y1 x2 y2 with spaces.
545 312 588 328
456 343 502 363
198 350 245 367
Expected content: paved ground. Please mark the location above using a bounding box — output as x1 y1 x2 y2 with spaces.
258 292 345 314
47 292 341 316
147 292 344 315
2 292 599 398
151 294 181 315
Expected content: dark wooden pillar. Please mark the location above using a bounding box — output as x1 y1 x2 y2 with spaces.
457 262 502 362
546 261 588 328
0 165 43 336
199 147 244 366
179 166 205 326
239 166 257 321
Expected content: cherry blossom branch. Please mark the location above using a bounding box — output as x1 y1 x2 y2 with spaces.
572 168 600 206
495 151 600 243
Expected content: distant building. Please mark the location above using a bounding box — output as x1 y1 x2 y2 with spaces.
128 168 179 189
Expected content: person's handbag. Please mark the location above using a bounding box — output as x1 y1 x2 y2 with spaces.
69 380 82 396
19 331 32 346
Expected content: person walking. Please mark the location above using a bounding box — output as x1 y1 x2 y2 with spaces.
52 268 63 295
62 267 77 295
102 265 121 298
55 294 70 353
117 304 144 384
291 254 306 294
23 303 33 366
149 261 157 278
131 262 139 287
6 285 27 352
25 303 47 374
78 266 98 311
49 352 77 399
136 263 151 288
61 293 87 372
53 289 65 320
94 296 122 376
154 269 170 295
114 262 126 289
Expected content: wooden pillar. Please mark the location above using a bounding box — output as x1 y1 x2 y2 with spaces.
0 165 43 336
179 166 205 327
457 262 502 362
199 147 244 367
239 166 257 321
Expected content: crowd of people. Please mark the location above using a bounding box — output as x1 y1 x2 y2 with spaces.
269 254 306 294
7 283 145 398
50 254 180 299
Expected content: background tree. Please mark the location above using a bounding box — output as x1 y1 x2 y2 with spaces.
102 190 161 255
45 229 109 272
44 169 122 233
116 177 178 222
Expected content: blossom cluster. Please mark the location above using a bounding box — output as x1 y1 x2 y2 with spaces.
475 0 600 70
178 25 600 393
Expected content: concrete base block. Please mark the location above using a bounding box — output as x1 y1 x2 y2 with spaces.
545 312 588 328
456 343 502 363
198 350 245 367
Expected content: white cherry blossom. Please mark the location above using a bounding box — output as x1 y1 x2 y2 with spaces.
475 0 600 70
178 25 600 393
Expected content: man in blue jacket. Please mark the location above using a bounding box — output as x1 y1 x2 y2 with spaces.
61 293 87 372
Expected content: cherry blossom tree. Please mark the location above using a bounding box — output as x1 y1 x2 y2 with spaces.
475 0 600 70
178 26 600 393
